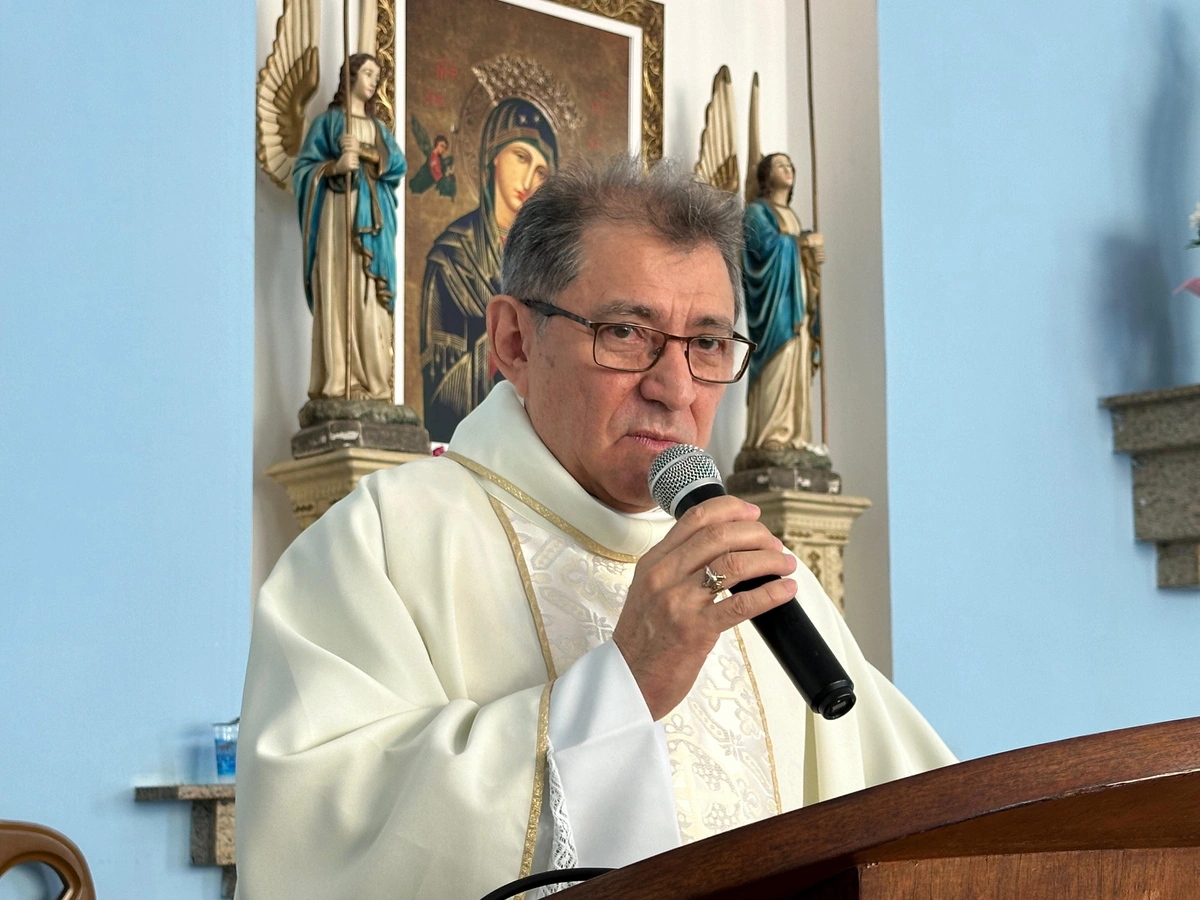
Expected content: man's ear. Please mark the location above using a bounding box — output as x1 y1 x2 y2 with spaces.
487 294 532 397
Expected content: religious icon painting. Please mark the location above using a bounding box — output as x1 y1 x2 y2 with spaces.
404 0 664 442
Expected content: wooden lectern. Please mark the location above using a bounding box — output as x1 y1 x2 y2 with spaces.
560 717 1200 899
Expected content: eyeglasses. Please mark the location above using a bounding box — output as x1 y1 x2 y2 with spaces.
519 297 755 384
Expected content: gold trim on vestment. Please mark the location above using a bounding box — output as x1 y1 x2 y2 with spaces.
733 625 783 816
519 682 553 883
445 452 641 564
488 493 554 885
488 493 558 681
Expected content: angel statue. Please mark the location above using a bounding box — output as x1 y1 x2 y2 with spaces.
257 0 406 403
695 69 826 468
295 53 406 400
743 150 825 457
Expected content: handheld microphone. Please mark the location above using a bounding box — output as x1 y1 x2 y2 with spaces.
648 444 856 720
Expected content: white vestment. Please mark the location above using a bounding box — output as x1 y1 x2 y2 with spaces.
235 381 955 900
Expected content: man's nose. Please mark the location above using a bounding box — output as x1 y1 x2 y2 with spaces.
639 340 696 410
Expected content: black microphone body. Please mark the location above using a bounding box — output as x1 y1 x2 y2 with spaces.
666 472 856 720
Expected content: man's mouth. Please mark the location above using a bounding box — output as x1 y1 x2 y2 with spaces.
625 432 684 452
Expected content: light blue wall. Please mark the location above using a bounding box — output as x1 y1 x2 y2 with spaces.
0 2 253 897
879 1 1200 761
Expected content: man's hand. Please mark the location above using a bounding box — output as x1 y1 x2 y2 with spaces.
613 497 798 720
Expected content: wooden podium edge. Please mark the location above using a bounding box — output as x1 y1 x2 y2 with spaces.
562 716 1200 899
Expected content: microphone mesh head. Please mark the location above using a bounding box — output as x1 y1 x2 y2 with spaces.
648 444 723 516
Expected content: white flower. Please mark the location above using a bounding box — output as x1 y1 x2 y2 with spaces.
1191 202 1200 231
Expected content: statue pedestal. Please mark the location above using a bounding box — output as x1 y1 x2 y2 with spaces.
266 447 427 529
292 397 430 458
268 398 431 529
729 484 870 612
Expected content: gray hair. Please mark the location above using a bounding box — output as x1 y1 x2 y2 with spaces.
501 154 745 323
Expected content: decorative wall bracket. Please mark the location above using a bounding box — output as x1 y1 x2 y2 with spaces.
134 785 235 898
1102 383 1200 589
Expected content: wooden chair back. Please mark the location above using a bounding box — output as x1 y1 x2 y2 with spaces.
0 820 95 900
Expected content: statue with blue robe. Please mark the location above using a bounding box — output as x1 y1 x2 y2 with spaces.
294 53 406 401
740 153 825 457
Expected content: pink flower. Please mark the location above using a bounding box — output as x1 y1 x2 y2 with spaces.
1175 278 1200 298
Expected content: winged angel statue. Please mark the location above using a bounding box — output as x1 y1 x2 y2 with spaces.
257 0 406 403
695 68 826 465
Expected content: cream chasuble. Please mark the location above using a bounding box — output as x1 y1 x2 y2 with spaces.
501 506 779 844
236 381 955 900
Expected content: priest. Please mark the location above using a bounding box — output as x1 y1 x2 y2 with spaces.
235 156 955 900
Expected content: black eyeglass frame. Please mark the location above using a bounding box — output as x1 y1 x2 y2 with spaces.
518 297 756 384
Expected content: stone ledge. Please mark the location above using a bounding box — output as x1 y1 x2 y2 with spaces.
1103 383 1200 589
135 784 236 898
134 784 234 802
1102 384 1200 454
1101 382 1200 408
1129 450 1200 543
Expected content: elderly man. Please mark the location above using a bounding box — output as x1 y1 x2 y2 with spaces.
236 157 954 900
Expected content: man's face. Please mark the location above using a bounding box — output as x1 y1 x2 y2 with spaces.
520 222 734 512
